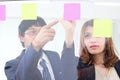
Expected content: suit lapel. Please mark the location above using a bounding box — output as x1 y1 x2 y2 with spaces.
115 60 120 78
88 66 95 80
43 51 63 80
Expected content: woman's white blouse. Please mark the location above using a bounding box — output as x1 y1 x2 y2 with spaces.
95 67 120 80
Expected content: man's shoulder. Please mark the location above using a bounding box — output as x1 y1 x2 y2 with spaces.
5 50 25 66
5 55 21 66
43 50 60 60
4 58 20 72
44 50 58 54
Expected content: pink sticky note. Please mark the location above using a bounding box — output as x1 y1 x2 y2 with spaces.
0 5 6 21
64 3 80 20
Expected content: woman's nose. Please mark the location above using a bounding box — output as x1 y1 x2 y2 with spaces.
89 37 97 43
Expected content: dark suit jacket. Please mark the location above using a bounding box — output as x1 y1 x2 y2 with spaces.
5 43 79 80
77 58 120 80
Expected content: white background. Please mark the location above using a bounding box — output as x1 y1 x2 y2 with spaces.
0 1 120 80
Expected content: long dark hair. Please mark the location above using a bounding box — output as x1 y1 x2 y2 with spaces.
79 19 119 68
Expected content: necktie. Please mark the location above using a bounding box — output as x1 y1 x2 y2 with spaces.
40 59 52 80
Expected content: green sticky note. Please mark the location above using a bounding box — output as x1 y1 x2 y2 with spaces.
93 19 112 37
22 4 37 20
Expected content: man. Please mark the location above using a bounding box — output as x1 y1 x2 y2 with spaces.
4 17 78 80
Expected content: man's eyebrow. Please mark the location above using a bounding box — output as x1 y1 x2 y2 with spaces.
27 27 35 30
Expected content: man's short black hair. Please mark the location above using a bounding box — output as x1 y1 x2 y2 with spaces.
18 16 46 36
18 16 46 47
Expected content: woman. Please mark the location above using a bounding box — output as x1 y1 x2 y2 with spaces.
77 19 120 80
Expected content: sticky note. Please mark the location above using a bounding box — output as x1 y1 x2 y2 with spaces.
93 19 112 37
22 4 37 20
64 3 80 20
0 5 6 21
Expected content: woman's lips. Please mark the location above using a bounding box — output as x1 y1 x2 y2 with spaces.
90 45 99 49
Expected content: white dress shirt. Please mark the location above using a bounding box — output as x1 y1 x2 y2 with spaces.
37 52 55 80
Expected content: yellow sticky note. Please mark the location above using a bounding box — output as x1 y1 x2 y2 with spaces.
22 4 37 20
93 19 112 37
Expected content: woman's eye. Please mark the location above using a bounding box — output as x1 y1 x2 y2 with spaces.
84 33 91 38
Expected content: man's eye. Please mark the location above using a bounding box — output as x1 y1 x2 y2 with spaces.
31 31 36 33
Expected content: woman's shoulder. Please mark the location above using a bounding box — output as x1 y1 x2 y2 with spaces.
115 59 120 64
77 58 95 80
114 59 120 77
77 58 93 70
115 59 120 65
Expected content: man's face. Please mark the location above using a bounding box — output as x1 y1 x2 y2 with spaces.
19 26 41 49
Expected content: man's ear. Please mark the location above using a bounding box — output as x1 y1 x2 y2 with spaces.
18 35 24 42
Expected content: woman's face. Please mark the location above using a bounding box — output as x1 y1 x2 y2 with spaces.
84 26 106 55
